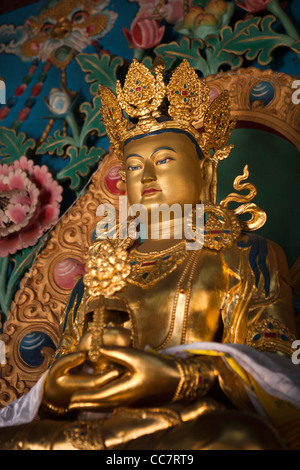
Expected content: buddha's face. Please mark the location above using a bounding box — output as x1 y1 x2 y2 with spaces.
124 131 209 210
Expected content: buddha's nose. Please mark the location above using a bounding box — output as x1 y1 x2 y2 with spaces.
141 161 157 183
52 18 72 39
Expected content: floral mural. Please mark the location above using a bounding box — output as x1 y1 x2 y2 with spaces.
123 11 166 56
0 156 62 257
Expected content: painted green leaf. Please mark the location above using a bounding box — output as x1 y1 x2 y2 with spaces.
142 56 153 70
206 15 295 69
79 95 106 147
205 43 242 75
291 39 300 54
76 53 124 96
10 237 46 281
154 37 210 76
36 129 76 156
0 237 46 318
6 238 47 314
56 145 105 191
0 127 36 162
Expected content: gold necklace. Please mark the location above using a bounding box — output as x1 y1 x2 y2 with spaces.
131 239 186 256
156 249 201 350
128 240 189 289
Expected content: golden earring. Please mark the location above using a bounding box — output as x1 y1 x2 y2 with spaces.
118 168 126 183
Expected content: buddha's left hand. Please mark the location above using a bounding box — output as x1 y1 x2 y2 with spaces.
69 346 181 410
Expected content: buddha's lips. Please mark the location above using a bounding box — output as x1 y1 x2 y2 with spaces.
142 188 162 195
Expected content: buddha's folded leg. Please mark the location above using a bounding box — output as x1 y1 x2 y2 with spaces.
0 401 284 450
114 410 285 450
0 420 78 450
0 398 219 450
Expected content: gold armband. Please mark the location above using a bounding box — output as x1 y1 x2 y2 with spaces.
172 356 217 403
246 318 296 358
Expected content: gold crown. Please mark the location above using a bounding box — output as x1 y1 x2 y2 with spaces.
98 58 236 162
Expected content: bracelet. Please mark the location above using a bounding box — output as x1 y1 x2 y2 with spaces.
246 318 296 357
172 356 216 403
63 419 107 450
40 397 70 417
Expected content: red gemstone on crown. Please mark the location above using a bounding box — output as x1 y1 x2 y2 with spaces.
142 261 156 267
264 332 277 338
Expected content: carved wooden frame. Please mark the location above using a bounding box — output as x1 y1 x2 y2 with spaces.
195 67 300 149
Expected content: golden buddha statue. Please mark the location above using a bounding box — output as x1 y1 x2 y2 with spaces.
0 59 299 450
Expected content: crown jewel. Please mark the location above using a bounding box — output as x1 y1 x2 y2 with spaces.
99 58 236 162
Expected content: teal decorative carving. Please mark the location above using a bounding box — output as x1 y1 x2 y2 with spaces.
37 95 106 191
56 145 105 191
0 237 46 327
155 14 300 76
0 127 36 164
79 96 106 145
76 53 124 96
35 53 124 193
208 15 297 66
236 0 299 41
154 37 212 75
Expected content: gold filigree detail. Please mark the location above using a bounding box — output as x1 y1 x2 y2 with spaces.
83 215 138 362
201 90 236 159
84 237 133 362
98 59 234 162
128 240 188 289
202 67 300 151
118 168 126 182
204 204 241 250
167 59 210 123
246 318 296 357
213 145 235 163
99 85 128 158
172 357 216 403
84 239 132 298
64 420 106 450
116 59 166 125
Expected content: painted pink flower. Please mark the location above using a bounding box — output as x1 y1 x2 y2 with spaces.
136 0 187 24
235 0 272 13
0 156 63 257
161 0 188 24
123 11 165 50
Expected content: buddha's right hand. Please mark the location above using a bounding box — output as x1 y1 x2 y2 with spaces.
42 351 121 412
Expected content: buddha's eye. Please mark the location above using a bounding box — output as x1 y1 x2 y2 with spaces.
156 157 174 166
127 164 142 171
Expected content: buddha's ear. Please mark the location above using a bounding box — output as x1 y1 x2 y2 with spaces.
199 158 214 203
